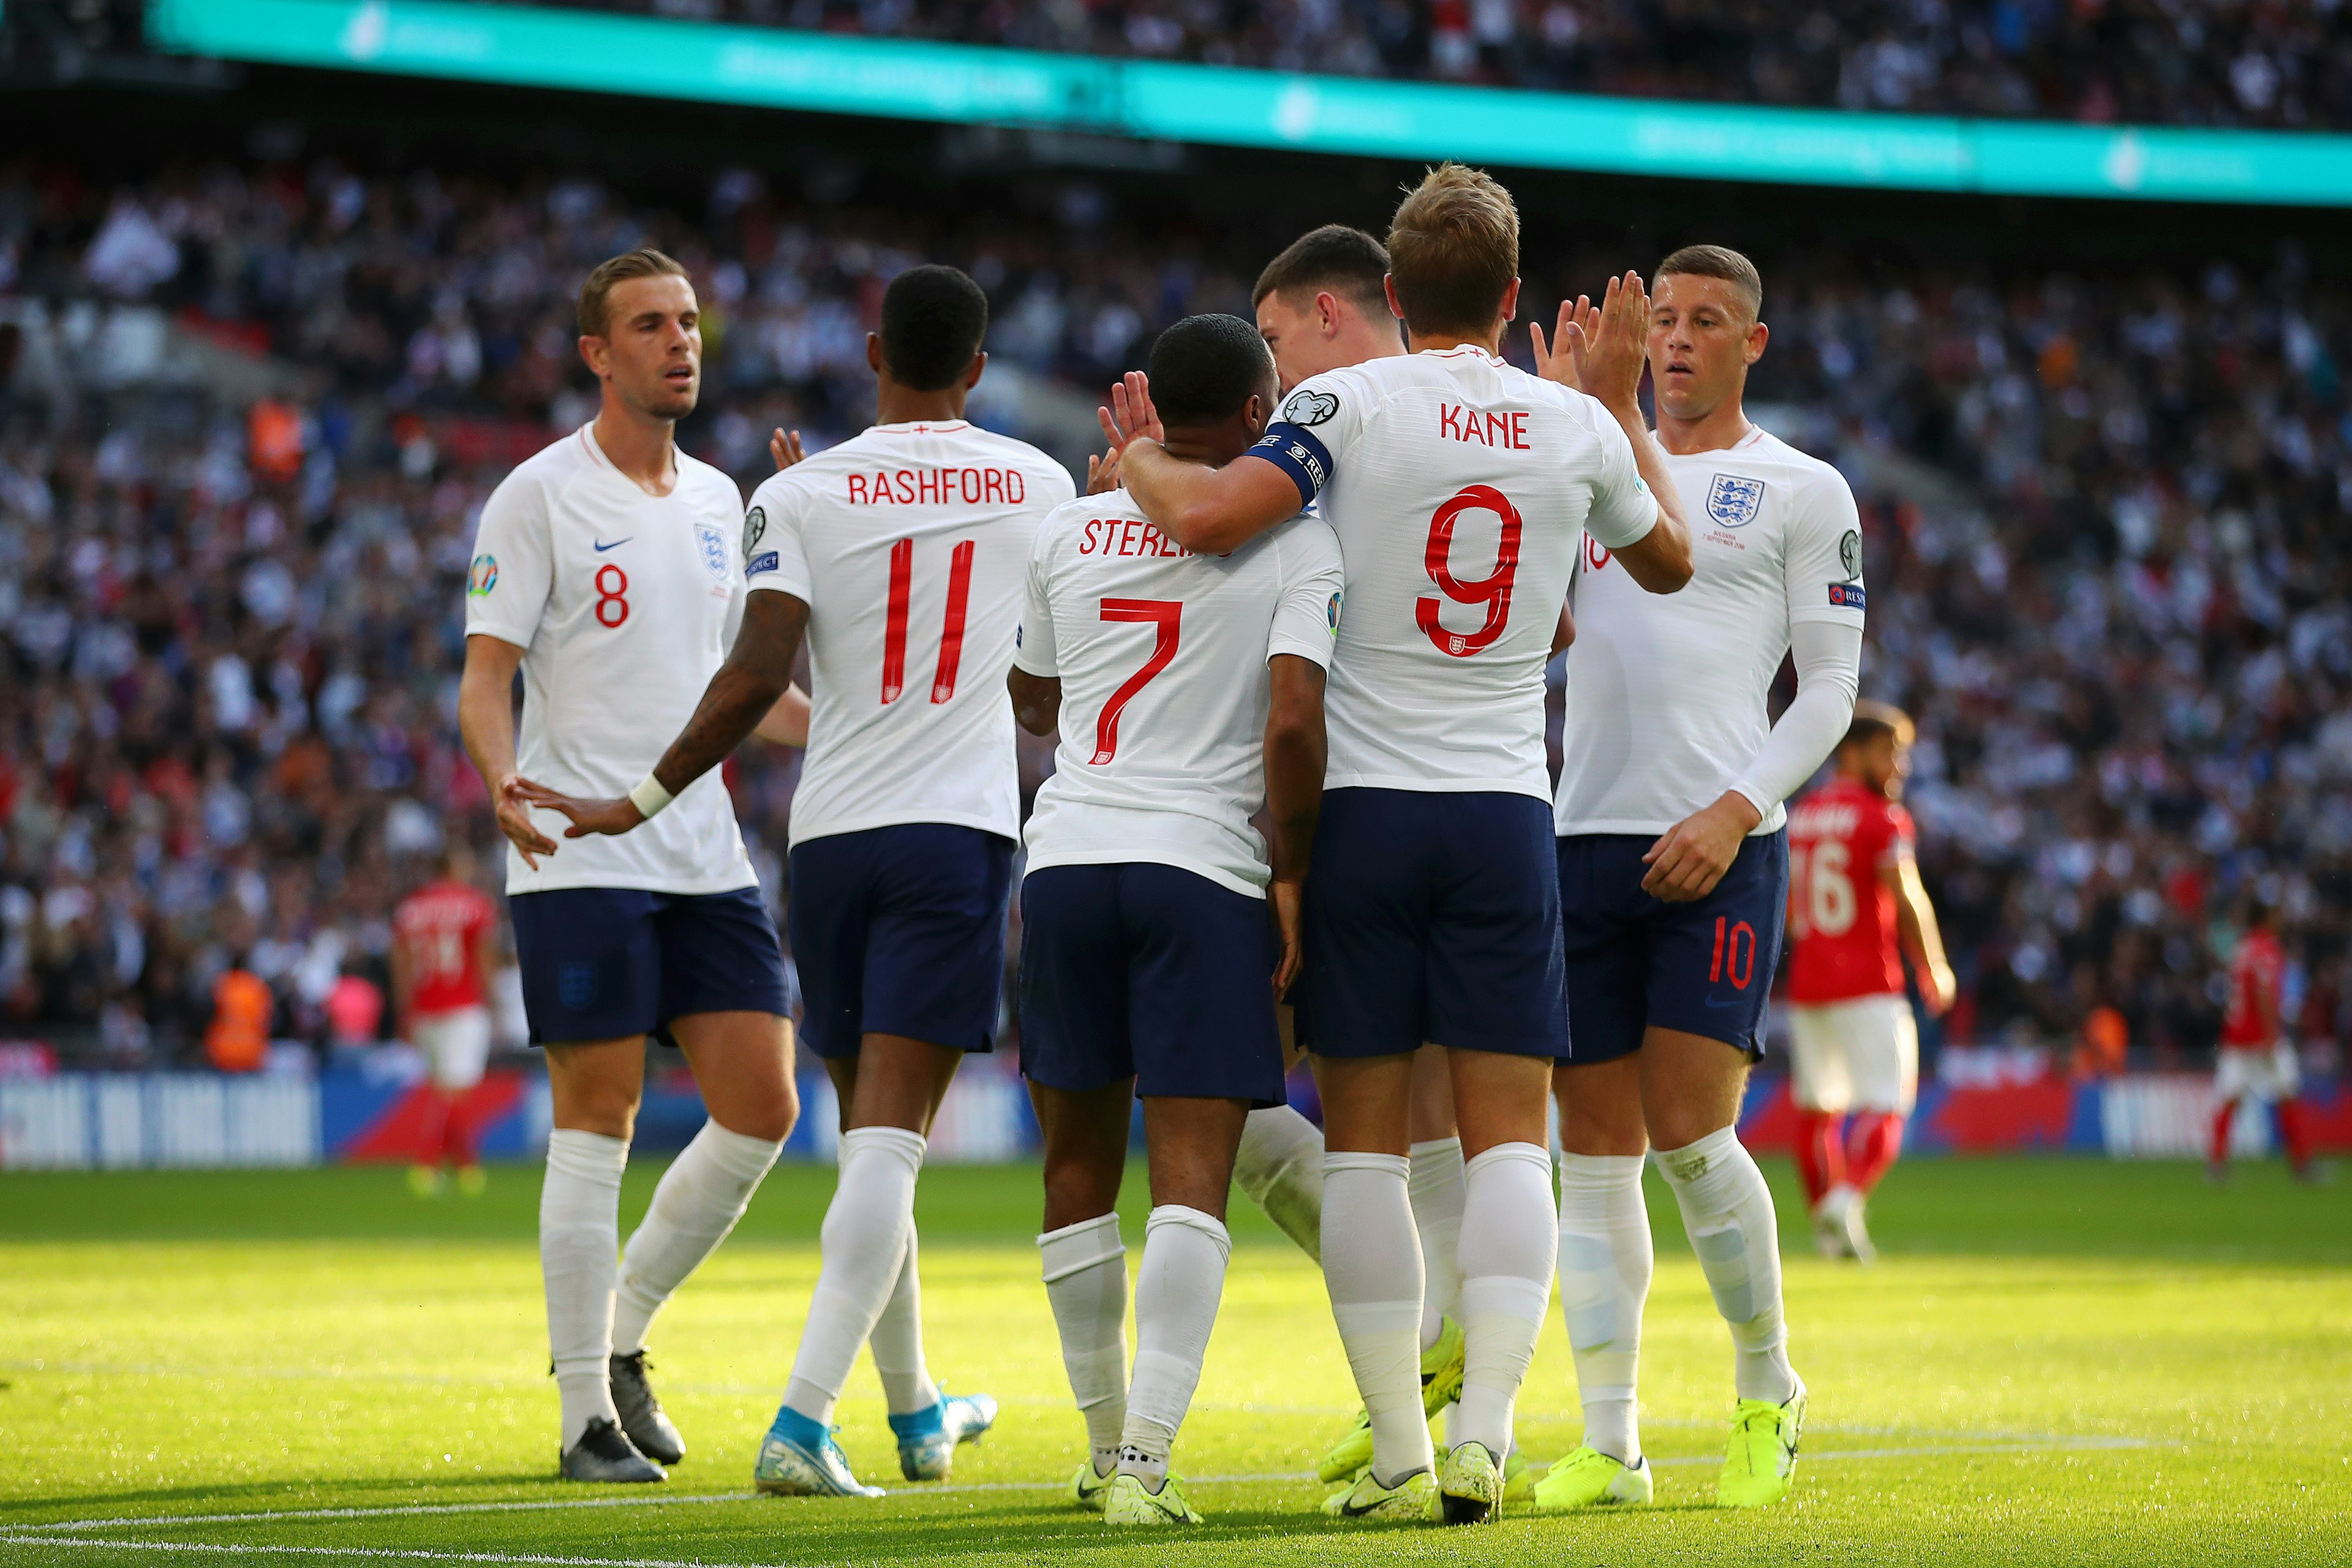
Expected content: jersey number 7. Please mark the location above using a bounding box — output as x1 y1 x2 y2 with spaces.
882 538 976 705
1090 598 1182 765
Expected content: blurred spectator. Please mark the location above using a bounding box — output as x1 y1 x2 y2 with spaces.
559 1 2352 131
205 965 271 1071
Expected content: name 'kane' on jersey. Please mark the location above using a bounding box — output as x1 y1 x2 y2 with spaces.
1246 347 1659 799
743 418 1076 848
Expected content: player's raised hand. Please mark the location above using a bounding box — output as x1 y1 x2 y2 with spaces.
769 427 805 470
1096 370 1164 460
1641 790 1762 902
1085 445 1122 496
493 775 562 868
1531 294 1601 392
1574 271 1651 414
507 780 647 839
1270 880 1304 1000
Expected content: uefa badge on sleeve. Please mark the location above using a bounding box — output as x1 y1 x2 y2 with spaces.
467 554 497 598
743 505 766 562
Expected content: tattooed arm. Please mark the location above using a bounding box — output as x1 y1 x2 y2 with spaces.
514 591 811 836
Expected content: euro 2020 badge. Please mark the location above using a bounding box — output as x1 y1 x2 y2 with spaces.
467 553 497 597
1705 473 1765 529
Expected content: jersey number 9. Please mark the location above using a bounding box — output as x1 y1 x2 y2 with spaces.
1417 484 1523 658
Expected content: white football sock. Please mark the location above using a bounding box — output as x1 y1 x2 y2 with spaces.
611 1120 783 1354
1232 1105 1324 1262
1556 1151 1651 1464
1040 1212 1129 1469
1408 1136 1466 1351
780 1125 926 1426
1655 1127 1797 1404
541 1128 628 1449
1121 1204 1231 1478
870 1231 941 1415
1322 1152 1431 1485
1449 1142 1556 1460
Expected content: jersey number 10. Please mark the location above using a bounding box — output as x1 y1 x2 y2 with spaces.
882 538 976 706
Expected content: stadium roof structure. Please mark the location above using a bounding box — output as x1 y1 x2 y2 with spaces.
153 0 2352 208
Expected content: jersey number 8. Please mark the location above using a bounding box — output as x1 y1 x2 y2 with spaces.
1417 484 1523 658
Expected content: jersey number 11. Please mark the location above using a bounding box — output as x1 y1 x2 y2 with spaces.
882 538 976 706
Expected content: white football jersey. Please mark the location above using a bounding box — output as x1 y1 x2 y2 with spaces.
1555 425 1866 838
1248 346 1657 799
466 424 758 897
745 420 1075 849
1014 490 1344 898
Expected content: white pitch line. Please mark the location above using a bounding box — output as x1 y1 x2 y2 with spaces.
0 1441 2155 1544
0 1537 773 1567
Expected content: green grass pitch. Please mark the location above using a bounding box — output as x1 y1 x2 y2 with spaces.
1 1154 2346 1566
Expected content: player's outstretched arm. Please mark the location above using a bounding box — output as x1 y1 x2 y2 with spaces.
1890 857 1958 1014
1263 654 1327 998
753 683 812 748
1008 668 1061 736
516 591 812 837
1100 371 1298 556
1549 272 1692 595
458 633 559 869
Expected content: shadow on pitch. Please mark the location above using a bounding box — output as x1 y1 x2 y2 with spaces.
4 1471 552 1520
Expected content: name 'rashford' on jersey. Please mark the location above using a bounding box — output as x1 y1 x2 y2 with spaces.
744 420 1076 849
1555 425 1866 839
1246 347 1657 799
466 424 757 897
1013 489 1344 899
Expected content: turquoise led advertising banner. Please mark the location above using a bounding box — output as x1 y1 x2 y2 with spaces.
148 0 2352 206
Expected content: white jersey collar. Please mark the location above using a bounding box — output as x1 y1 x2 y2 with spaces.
1415 344 1502 364
870 418 974 435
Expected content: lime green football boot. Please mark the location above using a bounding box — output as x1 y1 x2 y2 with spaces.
1314 1318 1466 1483
1069 1457 1116 1512
1103 1471 1204 1525
1528 1445 1653 1510
1321 1465 1439 1521
1501 1446 1536 1504
1436 1440 1503 1525
1717 1378 1806 1507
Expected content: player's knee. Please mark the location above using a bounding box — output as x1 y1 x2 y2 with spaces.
714 1076 799 1144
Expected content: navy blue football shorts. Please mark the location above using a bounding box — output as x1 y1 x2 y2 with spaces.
508 884 791 1047
788 823 1017 1060
1555 827 1789 1066
1018 862 1287 1107
1297 787 1570 1060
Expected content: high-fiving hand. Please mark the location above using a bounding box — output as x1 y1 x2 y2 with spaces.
1532 270 1651 413
1095 371 1164 464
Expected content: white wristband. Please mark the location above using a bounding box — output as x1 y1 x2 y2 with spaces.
627 774 675 821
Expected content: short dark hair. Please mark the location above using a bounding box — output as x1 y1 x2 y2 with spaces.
1842 699 1915 753
578 249 688 337
1147 314 1276 426
1387 163 1518 337
879 265 990 391
1656 244 1763 323
1254 225 1391 314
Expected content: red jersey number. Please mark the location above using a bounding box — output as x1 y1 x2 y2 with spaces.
1417 484 1523 658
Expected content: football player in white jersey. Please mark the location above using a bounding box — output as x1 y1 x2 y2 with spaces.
1100 164 1693 1525
1528 246 1863 1514
528 265 1074 1498
459 250 802 1483
1010 314 1343 1528
1248 223 1496 1487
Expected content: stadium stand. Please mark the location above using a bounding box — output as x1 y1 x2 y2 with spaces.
0 145 2346 1083
554 1 2352 129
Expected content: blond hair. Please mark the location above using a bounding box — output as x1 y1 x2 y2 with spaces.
1385 164 1518 336
578 248 688 337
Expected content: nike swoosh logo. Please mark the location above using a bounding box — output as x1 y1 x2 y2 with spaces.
594 538 632 552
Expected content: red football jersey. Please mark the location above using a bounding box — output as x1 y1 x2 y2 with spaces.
393 879 496 1016
1786 777 1913 1004
2220 927 2284 1050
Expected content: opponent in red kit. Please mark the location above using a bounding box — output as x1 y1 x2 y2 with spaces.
2209 897 2318 1182
1784 703 1954 1261
391 841 502 1196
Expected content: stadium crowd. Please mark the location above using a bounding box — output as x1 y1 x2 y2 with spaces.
578 0 2352 129
0 152 2346 1069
